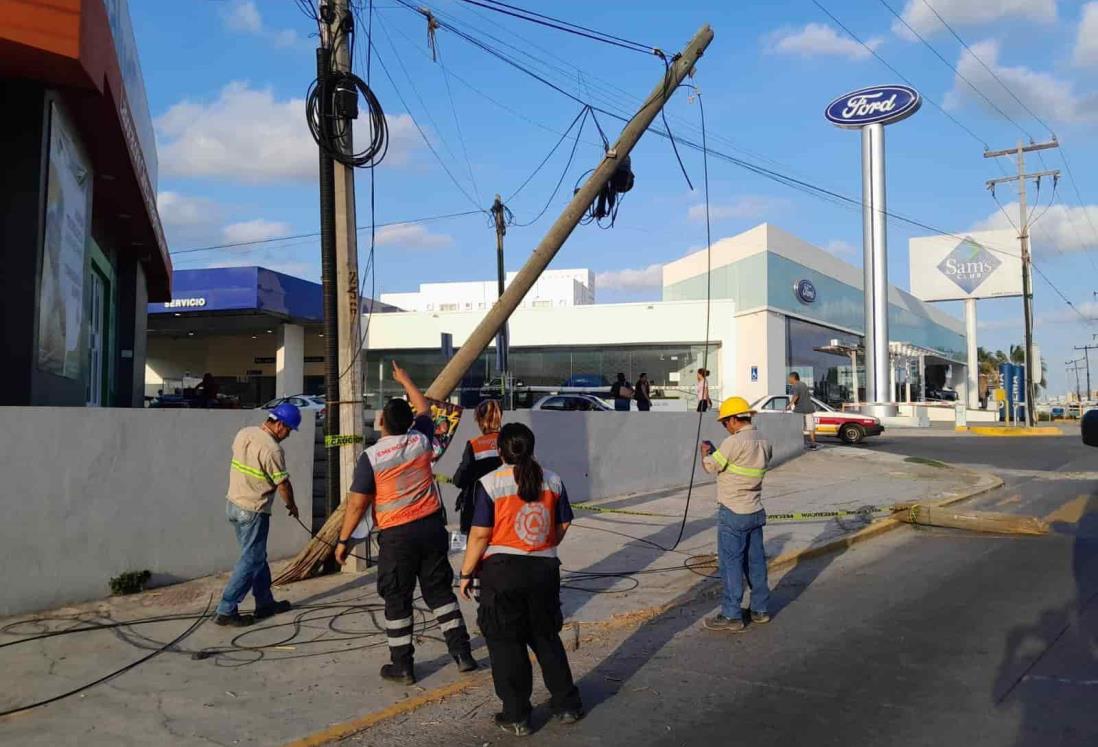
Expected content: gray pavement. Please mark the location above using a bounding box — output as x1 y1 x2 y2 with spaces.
0 445 981 746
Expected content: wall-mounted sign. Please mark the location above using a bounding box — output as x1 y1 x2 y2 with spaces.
163 297 207 309
825 85 921 129
794 278 817 304
909 230 1021 301
750 366 759 382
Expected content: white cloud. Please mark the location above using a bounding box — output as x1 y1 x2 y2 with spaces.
824 239 858 256
222 1 301 47
595 264 663 291
944 40 1098 125
375 222 454 249
1037 301 1098 326
688 196 784 222
157 191 220 228
221 219 293 244
766 23 881 60
1074 3 1098 67
971 201 1098 255
156 83 421 184
892 0 1055 37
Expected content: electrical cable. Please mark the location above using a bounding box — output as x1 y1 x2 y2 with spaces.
505 106 589 204
454 0 656 55
509 108 590 227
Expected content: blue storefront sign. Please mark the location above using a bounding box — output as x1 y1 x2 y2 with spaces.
149 267 322 321
825 85 922 129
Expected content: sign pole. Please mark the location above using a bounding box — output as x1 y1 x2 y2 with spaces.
965 298 978 409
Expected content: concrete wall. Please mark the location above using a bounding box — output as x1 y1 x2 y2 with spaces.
0 408 315 616
434 410 804 506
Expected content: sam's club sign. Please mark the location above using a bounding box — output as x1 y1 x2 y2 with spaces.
937 239 1001 295
825 85 921 129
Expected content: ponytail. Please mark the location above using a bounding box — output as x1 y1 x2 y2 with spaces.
498 423 543 503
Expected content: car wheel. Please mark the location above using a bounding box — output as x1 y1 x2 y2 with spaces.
839 423 865 444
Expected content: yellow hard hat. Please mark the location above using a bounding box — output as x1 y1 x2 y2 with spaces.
717 396 754 421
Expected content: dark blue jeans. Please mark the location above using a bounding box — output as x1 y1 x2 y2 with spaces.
216 501 275 616
614 398 630 411
717 506 771 619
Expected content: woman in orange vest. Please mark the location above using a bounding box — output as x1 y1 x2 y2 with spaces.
458 422 583 736
451 400 503 535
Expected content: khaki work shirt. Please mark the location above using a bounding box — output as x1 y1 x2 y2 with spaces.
227 426 289 514
702 424 772 514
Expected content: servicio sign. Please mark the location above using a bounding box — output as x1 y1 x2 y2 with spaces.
825 85 922 129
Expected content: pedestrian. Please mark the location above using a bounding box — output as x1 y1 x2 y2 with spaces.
786 372 817 450
610 372 634 411
335 362 477 684
699 396 773 632
215 403 301 627
196 372 220 407
696 368 711 412
452 399 503 536
634 372 652 412
459 422 583 736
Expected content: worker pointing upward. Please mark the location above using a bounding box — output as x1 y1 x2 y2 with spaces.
699 396 773 632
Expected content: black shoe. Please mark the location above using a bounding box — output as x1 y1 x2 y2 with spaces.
494 713 531 737
703 613 747 632
380 662 415 685
751 610 771 625
555 709 584 725
454 650 478 673
214 613 255 627
254 600 293 620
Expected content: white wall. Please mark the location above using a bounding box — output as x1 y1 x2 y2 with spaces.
379 268 595 311
734 309 787 402
0 409 315 616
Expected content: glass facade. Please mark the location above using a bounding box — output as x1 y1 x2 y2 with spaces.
785 318 863 407
365 343 720 407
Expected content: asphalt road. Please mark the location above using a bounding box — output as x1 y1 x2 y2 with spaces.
346 433 1098 746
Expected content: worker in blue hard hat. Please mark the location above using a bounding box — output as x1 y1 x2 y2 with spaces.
215 402 302 627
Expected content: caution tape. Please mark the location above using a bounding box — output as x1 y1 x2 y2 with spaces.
767 507 890 522
434 473 454 485
324 434 364 448
572 503 676 518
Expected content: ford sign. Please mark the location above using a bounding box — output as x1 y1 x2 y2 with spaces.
825 85 921 129
794 279 817 304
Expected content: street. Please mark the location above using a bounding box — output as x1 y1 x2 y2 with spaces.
344 432 1098 746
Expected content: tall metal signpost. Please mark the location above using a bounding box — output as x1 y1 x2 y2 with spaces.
825 85 921 417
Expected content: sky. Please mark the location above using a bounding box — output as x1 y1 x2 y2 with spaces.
130 0 1098 396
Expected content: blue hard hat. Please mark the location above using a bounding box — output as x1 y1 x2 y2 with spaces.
269 402 302 431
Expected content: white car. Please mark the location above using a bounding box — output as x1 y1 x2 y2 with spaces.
259 394 326 417
751 394 884 444
531 394 613 412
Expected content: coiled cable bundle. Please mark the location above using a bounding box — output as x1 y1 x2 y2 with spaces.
306 68 388 168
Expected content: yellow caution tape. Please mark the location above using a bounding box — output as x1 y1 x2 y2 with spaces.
324 434 364 448
572 503 676 518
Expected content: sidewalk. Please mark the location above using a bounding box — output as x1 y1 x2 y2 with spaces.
0 447 996 747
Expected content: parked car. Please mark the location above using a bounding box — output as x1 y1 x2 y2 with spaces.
751 394 884 444
561 373 611 390
532 394 612 412
925 386 958 402
259 394 327 420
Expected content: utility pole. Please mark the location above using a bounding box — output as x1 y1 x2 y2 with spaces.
1075 344 1096 401
985 140 1060 428
426 25 714 401
1067 359 1084 403
490 195 509 408
325 0 366 569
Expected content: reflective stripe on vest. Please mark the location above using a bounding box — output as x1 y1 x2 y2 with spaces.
480 467 563 558
471 433 499 461
231 459 268 480
710 450 766 479
368 433 441 529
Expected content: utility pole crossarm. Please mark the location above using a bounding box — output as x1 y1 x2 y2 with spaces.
984 140 1059 158
985 170 1060 189
424 25 714 402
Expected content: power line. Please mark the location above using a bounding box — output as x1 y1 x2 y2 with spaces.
454 0 656 55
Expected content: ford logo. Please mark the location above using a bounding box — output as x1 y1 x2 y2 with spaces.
794 279 817 304
825 85 921 128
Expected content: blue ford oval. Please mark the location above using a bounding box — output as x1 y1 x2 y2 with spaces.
825 85 921 128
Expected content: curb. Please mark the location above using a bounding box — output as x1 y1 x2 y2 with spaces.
280 466 1003 746
956 426 1062 437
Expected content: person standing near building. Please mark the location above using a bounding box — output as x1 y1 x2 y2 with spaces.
458 423 583 736
452 400 503 536
696 368 712 412
610 372 633 412
787 372 817 450
334 362 476 684
699 396 773 632
634 373 652 412
215 403 301 627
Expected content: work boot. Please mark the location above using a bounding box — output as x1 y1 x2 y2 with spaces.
454 650 478 673
751 610 771 625
254 600 293 620
379 662 416 686
554 708 584 725
703 613 746 632
214 612 255 627
494 713 532 737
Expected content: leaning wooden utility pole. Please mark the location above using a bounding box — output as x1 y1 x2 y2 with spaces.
985 140 1059 428
426 25 713 401
276 24 713 584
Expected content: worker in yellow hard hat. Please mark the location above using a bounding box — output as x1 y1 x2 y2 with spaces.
699 396 773 632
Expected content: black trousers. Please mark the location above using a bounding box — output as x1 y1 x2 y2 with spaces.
376 512 470 666
478 555 582 722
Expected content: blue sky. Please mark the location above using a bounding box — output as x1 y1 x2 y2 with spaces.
132 0 1098 395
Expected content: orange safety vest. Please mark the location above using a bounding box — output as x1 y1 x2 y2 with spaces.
480 465 564 558
365 430 441 530
470 432 499 461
